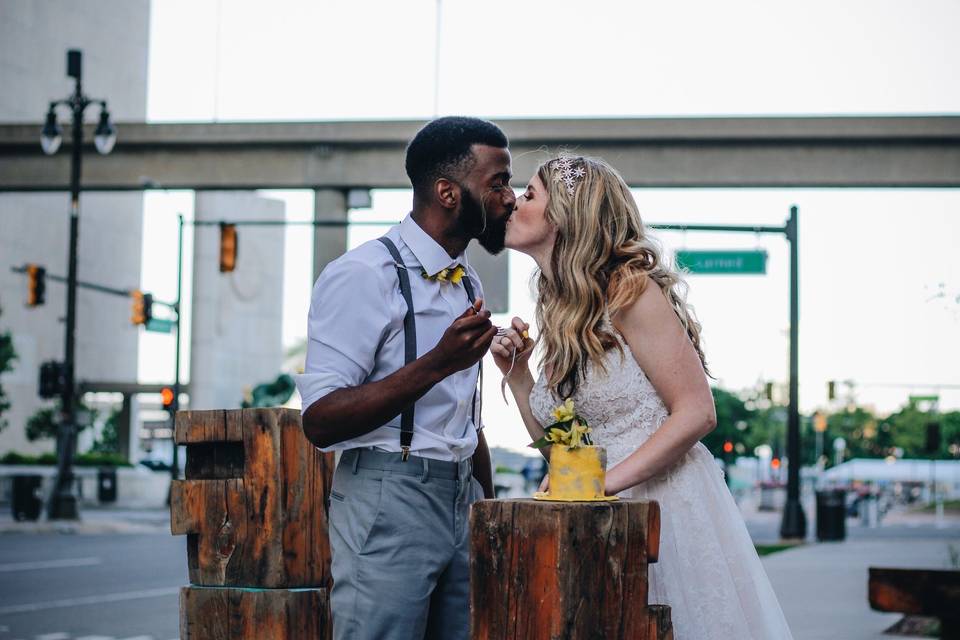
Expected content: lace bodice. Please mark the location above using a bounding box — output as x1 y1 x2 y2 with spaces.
529 318 703 472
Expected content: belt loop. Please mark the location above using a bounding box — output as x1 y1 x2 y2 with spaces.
351 449 361 474
420 457 430 483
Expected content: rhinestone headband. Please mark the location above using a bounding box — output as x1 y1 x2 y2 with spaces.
550 156 586 197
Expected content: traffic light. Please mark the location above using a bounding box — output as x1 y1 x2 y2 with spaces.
220 223 238 272
160 386 176 414
130 290 153 326
723 441 734 454
764 382 774 401
813 412 828 433
26 264 46 307
38 360 65 399
827 380 836 401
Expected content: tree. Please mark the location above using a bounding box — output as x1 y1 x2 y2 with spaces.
703 387 754 458
90 407 121 454
25 398 95 442
0 303 16 434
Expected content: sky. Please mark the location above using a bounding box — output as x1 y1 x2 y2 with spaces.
140 0 960 452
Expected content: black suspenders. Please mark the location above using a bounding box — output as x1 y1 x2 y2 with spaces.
377 236 478 461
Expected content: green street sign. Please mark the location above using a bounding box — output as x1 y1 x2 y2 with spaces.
146 318 175 334
675 250 767 274
909 394 939 403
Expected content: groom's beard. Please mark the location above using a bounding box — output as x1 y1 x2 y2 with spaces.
460 186 507 255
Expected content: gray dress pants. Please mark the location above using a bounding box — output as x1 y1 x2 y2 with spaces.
328 448 482 640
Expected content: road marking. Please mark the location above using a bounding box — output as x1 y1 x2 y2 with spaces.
118 636 156 640
0 557 102 573
35 633 71 640
75 636 116 640
0 587 179 616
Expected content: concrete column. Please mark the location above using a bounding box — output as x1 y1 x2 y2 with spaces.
313 189 348 281
117 393 132 462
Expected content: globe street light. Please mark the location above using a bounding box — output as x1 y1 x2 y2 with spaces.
40 49 116 520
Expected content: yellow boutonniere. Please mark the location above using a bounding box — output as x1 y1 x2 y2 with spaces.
421 264 466 284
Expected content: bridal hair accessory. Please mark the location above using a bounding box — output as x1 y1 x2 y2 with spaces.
550 155 586 197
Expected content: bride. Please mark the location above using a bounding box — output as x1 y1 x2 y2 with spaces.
491 155 794 639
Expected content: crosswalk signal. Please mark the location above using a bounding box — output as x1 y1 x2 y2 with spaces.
827 380 836 401
26 264 46 307
38 360 65 399
130 289 153 326
220 223 238 272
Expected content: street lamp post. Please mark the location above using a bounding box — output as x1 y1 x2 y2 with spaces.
40 49 116 520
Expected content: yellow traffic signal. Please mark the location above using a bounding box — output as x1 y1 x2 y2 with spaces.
26 264 46 307
130 289 153 326
220 223 237 272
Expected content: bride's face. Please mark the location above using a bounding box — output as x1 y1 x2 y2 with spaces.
505 174 556 258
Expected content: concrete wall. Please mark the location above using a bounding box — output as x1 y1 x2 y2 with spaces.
190 192 286 410
0 0 150 455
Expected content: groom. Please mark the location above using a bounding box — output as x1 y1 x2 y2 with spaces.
296 116 515 640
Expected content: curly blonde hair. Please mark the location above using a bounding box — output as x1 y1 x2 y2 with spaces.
534 156 709 399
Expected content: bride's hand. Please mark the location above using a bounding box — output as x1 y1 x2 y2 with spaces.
490 316 534 379
537 474 549 493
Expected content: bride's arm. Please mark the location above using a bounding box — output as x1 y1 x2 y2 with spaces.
506 369 551 461
605 284 717 495
490 317 551 460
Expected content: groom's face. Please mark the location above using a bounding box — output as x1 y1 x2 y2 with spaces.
457 145 514 255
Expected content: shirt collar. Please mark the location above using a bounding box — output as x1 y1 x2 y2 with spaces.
399 214 467 276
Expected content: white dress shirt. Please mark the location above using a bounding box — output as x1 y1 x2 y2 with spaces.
295 214 484 462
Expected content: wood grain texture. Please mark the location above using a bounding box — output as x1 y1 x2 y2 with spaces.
869 567 960 616
470 499 666 640
170 408 335 588
179 586 331 640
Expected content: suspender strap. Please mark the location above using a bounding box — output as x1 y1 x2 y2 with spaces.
377 237 417 461
460 276 482 434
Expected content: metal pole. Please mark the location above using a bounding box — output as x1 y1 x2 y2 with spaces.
171 214 184 482
780 205 807 539
49 50 85 520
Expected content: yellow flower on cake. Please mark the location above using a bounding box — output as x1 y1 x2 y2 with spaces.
551 398 576 423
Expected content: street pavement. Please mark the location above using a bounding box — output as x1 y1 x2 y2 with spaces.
0 502 957 639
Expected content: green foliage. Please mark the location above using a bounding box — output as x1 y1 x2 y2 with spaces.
0 303 17 434
90 407 121 454
0 450 131 467
25 398 95 441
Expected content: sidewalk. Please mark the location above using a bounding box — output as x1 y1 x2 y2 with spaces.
762 536 956 640
0 506 171 534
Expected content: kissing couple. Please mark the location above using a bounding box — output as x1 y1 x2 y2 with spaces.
296 116 793 640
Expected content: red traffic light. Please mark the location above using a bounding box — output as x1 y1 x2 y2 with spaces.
771 458 781 470
160 386 175 409
723 441 734 454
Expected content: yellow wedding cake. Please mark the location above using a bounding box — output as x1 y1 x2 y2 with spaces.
531 400 617 502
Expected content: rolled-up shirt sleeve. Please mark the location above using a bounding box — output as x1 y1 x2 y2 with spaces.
295 258 390 413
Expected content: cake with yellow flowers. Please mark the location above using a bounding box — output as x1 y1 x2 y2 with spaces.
531 399 617 502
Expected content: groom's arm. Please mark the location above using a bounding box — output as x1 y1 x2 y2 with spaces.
472 430 495 499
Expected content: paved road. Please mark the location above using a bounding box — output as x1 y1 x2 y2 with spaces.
0 533 184 640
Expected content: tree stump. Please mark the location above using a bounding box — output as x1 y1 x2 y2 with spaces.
470 499 671 640
170 408 334 640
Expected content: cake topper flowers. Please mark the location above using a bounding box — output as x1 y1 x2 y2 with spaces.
529 398 593 450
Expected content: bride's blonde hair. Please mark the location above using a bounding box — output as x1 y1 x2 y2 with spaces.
534 156 709 399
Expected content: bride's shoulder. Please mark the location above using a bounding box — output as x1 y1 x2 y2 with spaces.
609 282 676 336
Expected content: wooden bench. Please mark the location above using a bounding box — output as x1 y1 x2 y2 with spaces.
869 567 960 639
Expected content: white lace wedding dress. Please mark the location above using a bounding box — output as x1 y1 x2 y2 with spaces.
529 320 795 640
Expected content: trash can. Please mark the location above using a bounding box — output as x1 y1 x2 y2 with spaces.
12 475 43 521
97 467 117 503
816 489 846 541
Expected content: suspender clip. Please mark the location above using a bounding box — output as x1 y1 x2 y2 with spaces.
400 446 411 462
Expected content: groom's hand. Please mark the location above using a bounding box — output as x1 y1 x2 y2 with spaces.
428 298 496 377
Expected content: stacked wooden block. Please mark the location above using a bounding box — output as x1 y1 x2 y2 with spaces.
170 408 335 640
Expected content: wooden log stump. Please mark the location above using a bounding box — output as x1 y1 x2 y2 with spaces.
470 499 671 640
171 408 335 640
180 586 331 640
